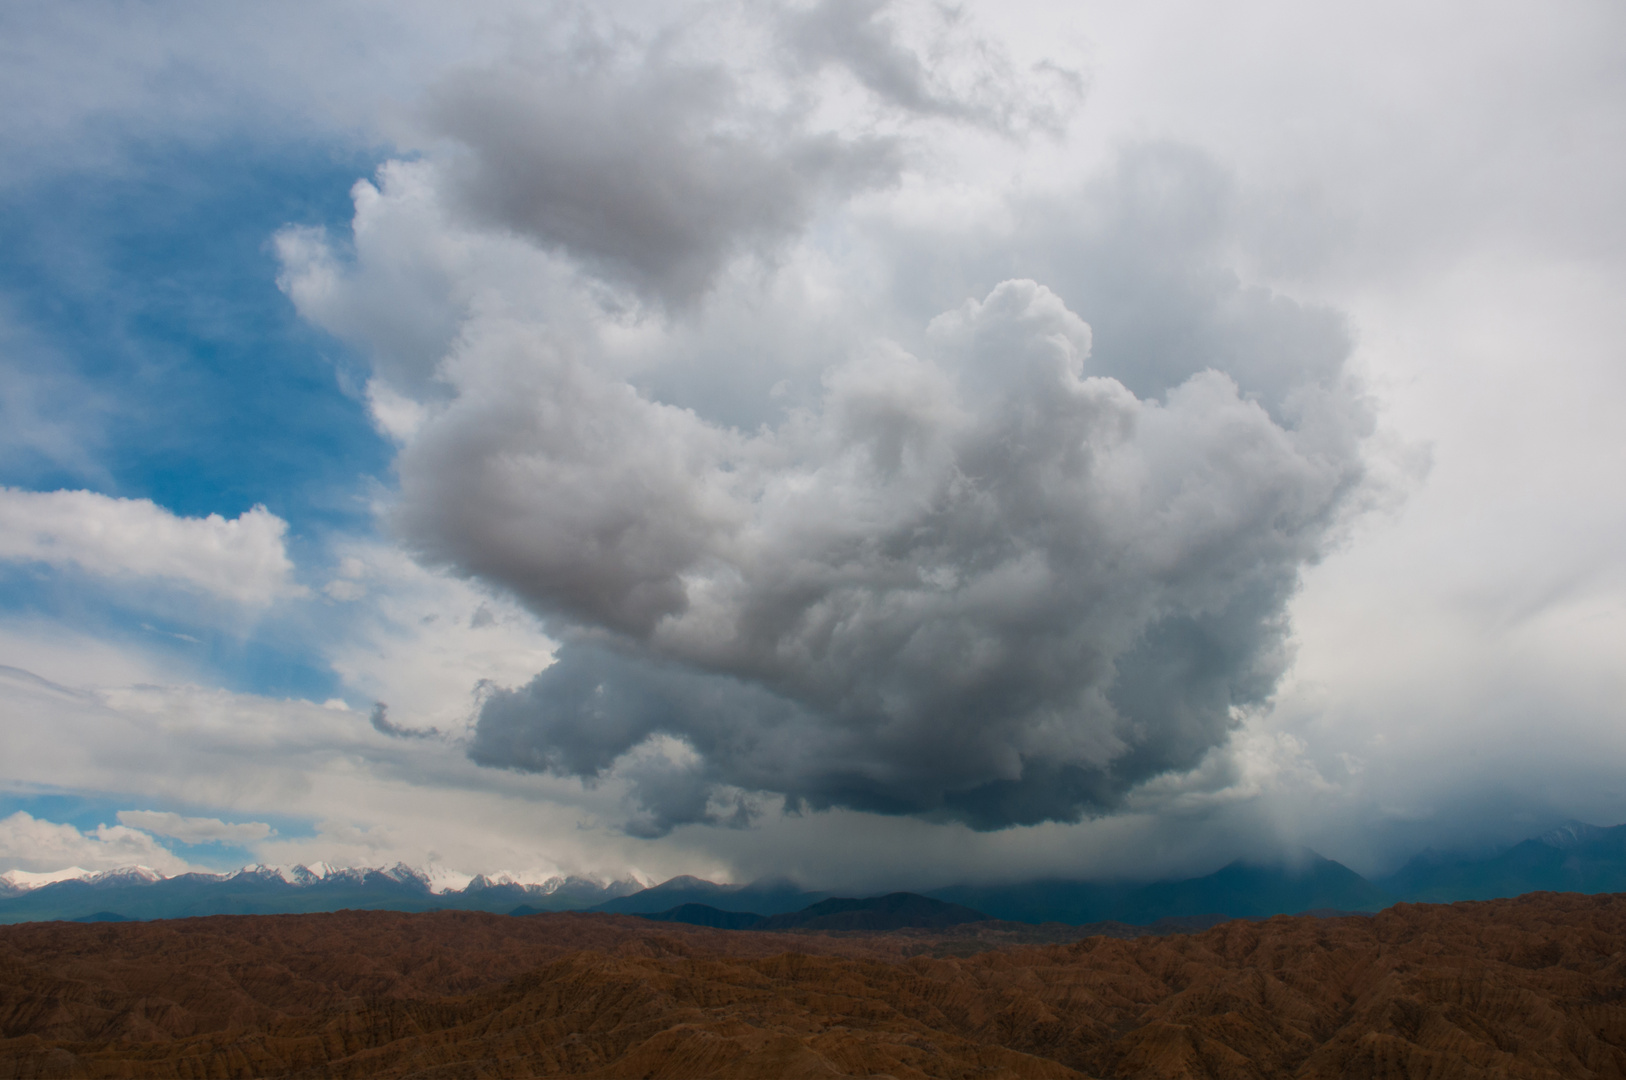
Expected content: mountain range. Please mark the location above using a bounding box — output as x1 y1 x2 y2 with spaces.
578 875 832 916
0 863 639 924
927 851 1391 924
8 819 1626 927
638 893 991 933
1377 821 1626 901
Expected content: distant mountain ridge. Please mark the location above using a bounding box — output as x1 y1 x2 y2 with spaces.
1540 820 1613 850
0 861 612 898
1377 821 1626 903
587 875 831 916
928 852 1393 925
0 863 640 924
10 820 1626 926
636 893 989 932
0 865 165 896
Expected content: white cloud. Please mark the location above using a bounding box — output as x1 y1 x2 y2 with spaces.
0 488 301 605
319 541 555 734
0 652 680 883
115 810 275 845
0 810 196 875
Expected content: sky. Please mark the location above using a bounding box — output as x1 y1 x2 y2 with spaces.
1 0 1623 892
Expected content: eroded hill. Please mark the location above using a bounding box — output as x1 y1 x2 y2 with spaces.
4 892 1626 1077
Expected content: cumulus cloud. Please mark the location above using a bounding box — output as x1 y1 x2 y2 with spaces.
115 809 274 845
776 0 1084 134
423 17 900 306
426 279 1364 832
406 1 1081 309
277 4 1374 838
0 488 300 604
272 167 519 402
0 810 195 874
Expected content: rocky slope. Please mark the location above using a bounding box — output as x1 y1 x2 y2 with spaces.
5 892 1626 1077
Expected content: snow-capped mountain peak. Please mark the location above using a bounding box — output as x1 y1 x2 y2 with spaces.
1 861 646 907
88 866 164 886
0 865 171 893
420 865 476 895
235 862 360 886
1 866 95 891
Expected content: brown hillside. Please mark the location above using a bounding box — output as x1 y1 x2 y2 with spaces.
5 892 1626 1078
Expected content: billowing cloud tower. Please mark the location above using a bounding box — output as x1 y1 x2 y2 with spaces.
280 1 1374 838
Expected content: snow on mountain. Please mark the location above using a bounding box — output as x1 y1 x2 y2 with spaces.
233 865 292 883
1539 821 1612 850
2 861 644 900
379 862 432 887
419 865 476 894
0 866 171 893
1 866 95 891
231 861 620 895
289 862 340 883
466 869 561 891
235 862 363 886
87 866 165 887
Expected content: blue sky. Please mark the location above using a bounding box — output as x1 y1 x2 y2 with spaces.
1 0 1624 890
0 140 388 523
0 137 398 703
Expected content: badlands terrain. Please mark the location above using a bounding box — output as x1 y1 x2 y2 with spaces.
5 892 1626 1078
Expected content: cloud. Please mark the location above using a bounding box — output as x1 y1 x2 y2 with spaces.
428 276 1366 832
6 0 1625 887
317 540 555 734
115 810 274 845
0 810 195 874
272 168 500 401
0 655 714 886
776 0 1084 134
0 316 115 483
401 1 1081 310
266 7 1377 839
368 702 441 741
0 488 300 605
422 14 902 307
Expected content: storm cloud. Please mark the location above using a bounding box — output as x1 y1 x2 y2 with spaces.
423 15 902 307
776 0 1084 134
439 280 1366 831
280 2 1376 836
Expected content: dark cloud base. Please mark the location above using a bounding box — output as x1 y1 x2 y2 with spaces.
471 568 1305 835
